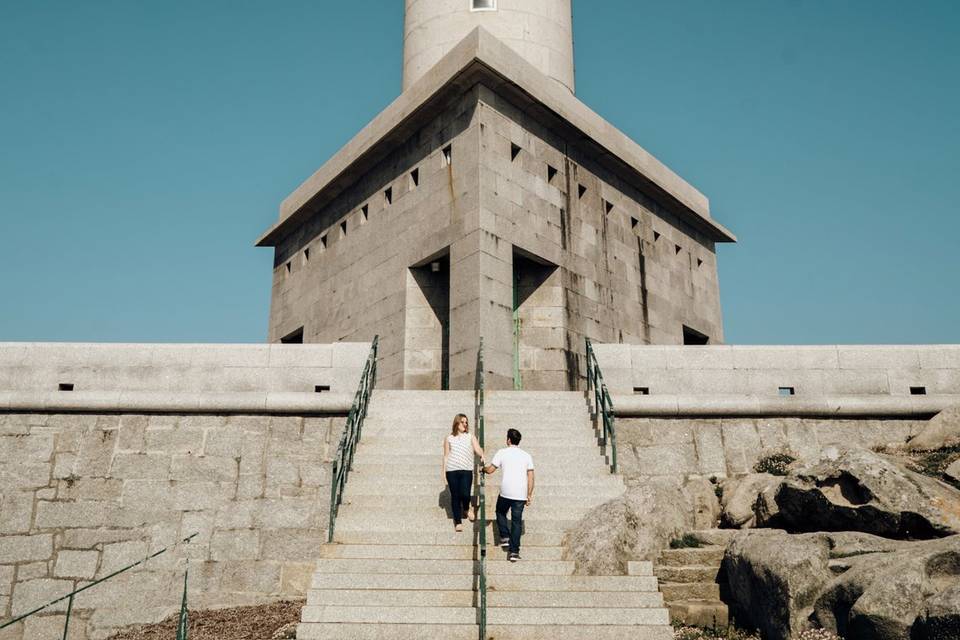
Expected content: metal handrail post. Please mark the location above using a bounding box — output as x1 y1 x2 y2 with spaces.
475 338 487 640
327 336 380 544
585 338 618 475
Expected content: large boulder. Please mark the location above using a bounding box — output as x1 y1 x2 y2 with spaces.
908 406 960 451
562 477 716 574
773 448 960 538
722 530 900 640
812 536 960 640
723 531 960 640
719 473 781 528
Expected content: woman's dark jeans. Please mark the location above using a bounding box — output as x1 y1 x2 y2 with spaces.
445 470 473 525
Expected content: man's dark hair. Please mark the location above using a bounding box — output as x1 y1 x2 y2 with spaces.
507 429 522 445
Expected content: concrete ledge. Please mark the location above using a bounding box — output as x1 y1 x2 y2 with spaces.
610 394 960 418
0 391 354 415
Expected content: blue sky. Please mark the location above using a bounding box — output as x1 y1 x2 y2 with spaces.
0 0 957 344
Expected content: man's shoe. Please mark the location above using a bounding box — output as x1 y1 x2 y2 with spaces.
508 553 521 562
500 539 510 549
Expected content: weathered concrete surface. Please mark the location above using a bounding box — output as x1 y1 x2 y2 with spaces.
403 0 576 94
0 342 368 395
0 412 344 640
595 344 960 397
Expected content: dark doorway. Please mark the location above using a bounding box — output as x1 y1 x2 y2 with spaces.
405 254 451 389
682 325 710 345
512 249 564 390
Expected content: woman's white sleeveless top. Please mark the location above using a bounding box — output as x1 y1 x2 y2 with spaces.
446 433 474 472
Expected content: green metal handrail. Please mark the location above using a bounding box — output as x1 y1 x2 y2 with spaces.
585 338 618 474
0 533 198 639
327 336 380 543
475 338 487 640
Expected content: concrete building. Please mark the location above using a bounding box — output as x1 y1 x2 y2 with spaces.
257 1 737 392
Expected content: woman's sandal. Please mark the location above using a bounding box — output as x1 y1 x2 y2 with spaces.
455 523 464 532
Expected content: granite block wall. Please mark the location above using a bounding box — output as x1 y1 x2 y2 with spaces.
0 412 344 640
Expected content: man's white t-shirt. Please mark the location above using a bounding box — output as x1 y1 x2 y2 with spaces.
490 446 535 501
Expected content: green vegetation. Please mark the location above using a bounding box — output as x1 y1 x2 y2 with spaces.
669 534 704 549
753 453 797 476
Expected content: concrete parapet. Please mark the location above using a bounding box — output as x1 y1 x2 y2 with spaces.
0 391 353 415
611 394 960 418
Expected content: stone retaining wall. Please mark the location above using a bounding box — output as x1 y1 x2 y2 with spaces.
616 417 926 484
0 411 344 640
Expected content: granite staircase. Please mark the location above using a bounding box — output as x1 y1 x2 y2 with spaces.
297 390 673 640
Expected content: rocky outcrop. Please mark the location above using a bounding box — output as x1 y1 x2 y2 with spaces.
718 449 960 539
774 449 960 538
813 536 960 640
723 531 960 640
562 477 719 574
908 406 960 451
722 531 834 640
719 473 780 528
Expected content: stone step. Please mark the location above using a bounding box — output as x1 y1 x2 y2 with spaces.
347 467 608 481
659 582 721 601
338 494 608 512
485 625 673 640
667 599 730 629
311 573 661 592
318 544 566 561
487 607 669 626
350 457 609 472
301 606 476 624
342 482 624 498
296 622 477 640
357 438 601 451
688 529 738 547
331 530 568 547
654 565 721 583
306 589 663 609
302 606 667 626
332 513 584 531
313 558 577 576
657 546 726 567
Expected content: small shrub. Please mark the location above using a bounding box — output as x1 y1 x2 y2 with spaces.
753 453 796 476
672 624 760 640
670 534 704 549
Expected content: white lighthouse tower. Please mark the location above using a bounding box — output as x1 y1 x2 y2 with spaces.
403 0 576 93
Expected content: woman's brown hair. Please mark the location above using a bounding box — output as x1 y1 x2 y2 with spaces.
450 413 469 436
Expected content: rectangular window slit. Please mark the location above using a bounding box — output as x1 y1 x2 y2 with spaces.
633 387 650 395
384 187 393 205
340 221 348 237
510 143 522 161
604 200 614 215
410 168 420 188
285 261 291 274
910 386 927 396
653 231 661 241
442 144 452 166
631 217 639 229
320 234 328 250
675 244 682 255
779 387 796 397
304 248 310 262
58 383 74 392
547 164 558 184
281 327 304 344
578 184 587 199
361 204 369 221
697 258 704 268
315 385 331 393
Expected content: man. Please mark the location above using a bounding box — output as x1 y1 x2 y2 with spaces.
483 428 535 562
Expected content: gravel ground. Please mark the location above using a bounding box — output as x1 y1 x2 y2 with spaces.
106 600 303 640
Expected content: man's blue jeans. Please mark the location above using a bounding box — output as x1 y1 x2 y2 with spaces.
495 495 526 554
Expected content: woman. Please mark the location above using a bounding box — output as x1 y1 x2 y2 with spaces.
442 413 485 532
